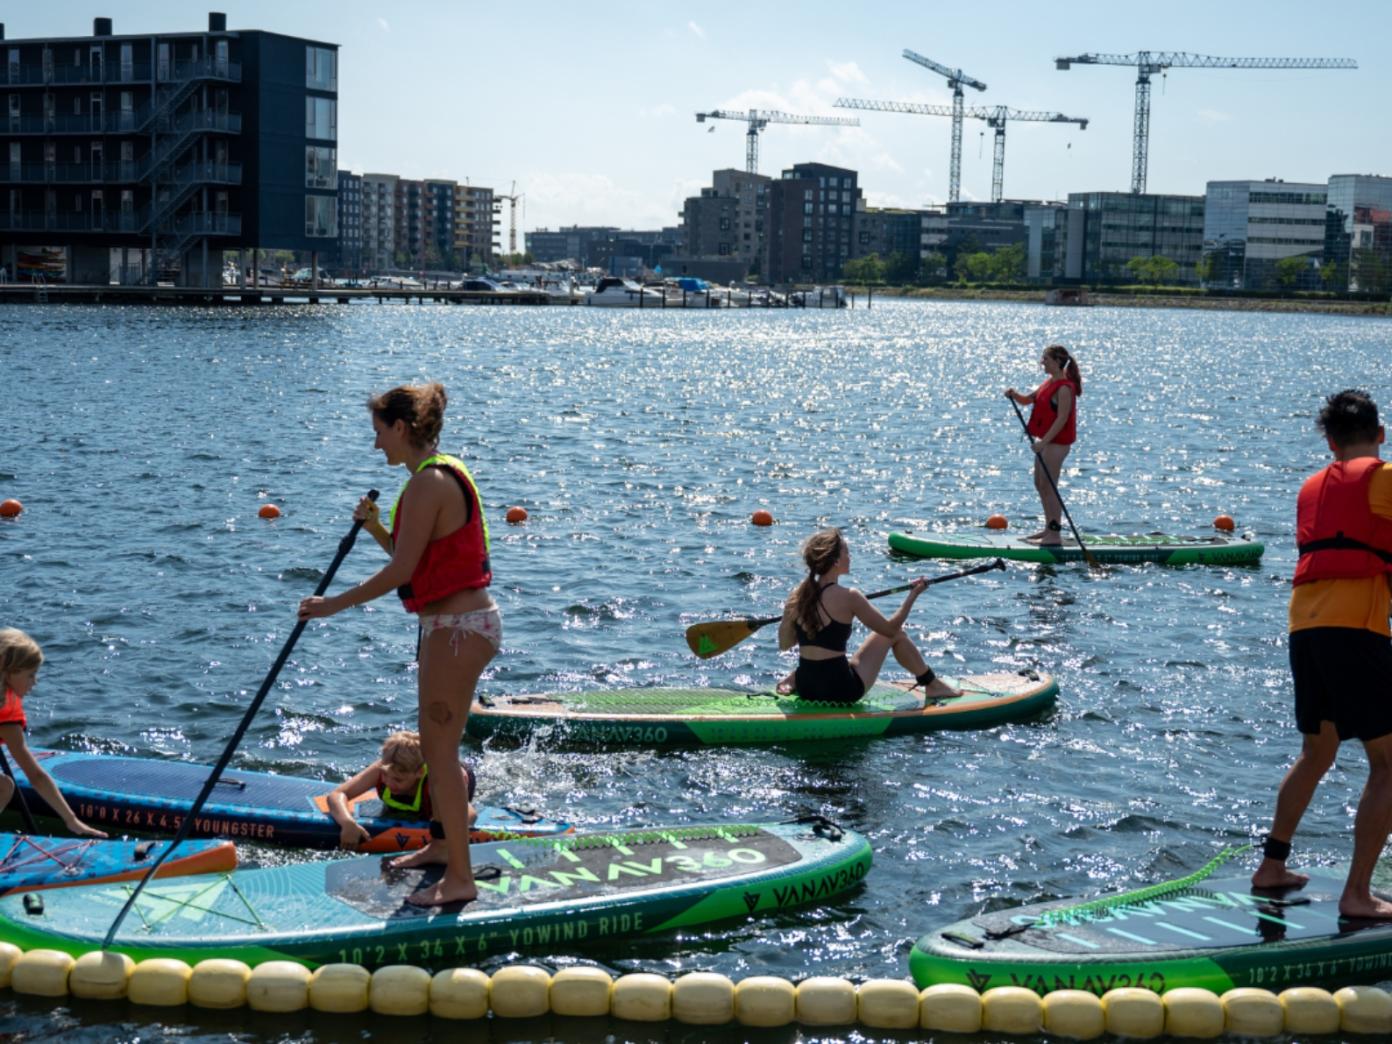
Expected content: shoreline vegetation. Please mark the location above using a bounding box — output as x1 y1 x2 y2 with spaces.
853 285 1392 317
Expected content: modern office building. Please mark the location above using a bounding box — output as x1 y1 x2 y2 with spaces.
853 206 922 261
764 162 860 284
0 13 337 285
359 172 396 272
913 199 1065 281
1201 179 1326 290
333 167 361 274
1063 191 1206 284
1325 174 1392 293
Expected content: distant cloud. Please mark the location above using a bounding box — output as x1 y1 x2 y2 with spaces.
639 103 677 119
1198 108 1231 123
377 17 390 32
688 21 706 40
826 61 869 86
524 171 684 231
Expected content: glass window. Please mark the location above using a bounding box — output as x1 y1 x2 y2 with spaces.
305 194 337 237
305 97 336 140
305 145 336 188
306 47 336 91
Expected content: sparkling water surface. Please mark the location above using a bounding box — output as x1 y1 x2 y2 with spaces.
1 299 1388 1040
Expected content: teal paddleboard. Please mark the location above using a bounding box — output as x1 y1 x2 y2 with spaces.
889 530 1264 566
911 865 1392 996
469 674 1057 746
0 820 871 969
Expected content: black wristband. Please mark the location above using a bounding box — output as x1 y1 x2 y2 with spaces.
1262 835 1291 862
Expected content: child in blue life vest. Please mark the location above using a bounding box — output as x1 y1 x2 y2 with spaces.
324 730 476 855
0 628 107 838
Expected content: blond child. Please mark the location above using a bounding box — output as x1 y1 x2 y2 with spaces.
325 730 476 860
0 629 107 838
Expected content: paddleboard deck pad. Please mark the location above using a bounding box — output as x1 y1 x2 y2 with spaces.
888 530 1264 566
469 674 1057 746
11 750 570 852
912 867 1392 995
0 819 871 969
0 834 234 893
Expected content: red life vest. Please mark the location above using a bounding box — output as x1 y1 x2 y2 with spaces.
1293 457 1392 586
376 767 433 819
389 453 492 613
1026 377 1079 445
0 687 27 736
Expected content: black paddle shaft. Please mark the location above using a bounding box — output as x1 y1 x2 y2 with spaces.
1008 397 1096 565
0 744 38 834
101 489 379 949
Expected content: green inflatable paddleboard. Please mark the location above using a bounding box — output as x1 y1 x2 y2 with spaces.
911 865 1392 996
468 674 1057 746
889 530 1264 566
0 821 871 969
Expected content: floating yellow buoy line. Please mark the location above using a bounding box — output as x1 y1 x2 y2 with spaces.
2 942 1391 1036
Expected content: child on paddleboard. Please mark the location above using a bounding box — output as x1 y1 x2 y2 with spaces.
775 529 959 703
325 730 476 852
1005 344 1082 547
0 629 107 838
1253 390 1392 919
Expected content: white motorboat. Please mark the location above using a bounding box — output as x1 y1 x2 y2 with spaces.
584 276 667 307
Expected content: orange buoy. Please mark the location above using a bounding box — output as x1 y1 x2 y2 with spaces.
985 514 1008 530
258 503 281 520
1214 514 1235 532
0 499 22 518
751 509 774 527
505 506 528 524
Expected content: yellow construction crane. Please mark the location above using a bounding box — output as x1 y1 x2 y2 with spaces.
496 181 523 257
901 50 987 202
835 97 1087 203
695 109 859 174
1054 51 1357 194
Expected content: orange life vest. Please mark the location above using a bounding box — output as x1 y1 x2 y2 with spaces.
389 454 492 613
1026 377 1079 445
1293 457 1392 586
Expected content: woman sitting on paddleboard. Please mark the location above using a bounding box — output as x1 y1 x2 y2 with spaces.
299 383 497 908
1005 344 1082 547
776 529 959 703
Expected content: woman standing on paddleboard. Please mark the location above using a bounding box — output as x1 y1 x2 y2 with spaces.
776 529 959 702
299 383 497 907
1005 344 1082 547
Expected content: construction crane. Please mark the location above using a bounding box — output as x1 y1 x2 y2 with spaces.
695 109 859 175
901 49 986 202
836 98 1087 203
496 181 523 257
1054 51 1357 195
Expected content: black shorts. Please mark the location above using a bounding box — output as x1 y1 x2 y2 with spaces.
1290 627 1392 741
795 656 866 703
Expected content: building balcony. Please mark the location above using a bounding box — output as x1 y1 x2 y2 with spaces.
0 209 146 233
1 56 240 89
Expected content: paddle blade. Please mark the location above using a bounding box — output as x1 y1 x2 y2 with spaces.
685 618 764 659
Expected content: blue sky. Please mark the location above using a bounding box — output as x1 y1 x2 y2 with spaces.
17 2 1390 231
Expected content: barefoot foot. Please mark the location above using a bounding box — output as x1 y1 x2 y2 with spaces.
390 838 448 870
1339 894 1392 920
922 678 963 700
1251 860 1308 891
406 876 478 907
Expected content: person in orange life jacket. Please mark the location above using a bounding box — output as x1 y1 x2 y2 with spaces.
1252 390 1392 919
1005 344 1082 547
324 730 477 850
774 529 961 703
299 383 498 907
0 629 106 838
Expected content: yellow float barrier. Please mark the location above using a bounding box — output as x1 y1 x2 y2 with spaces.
188 958 250 1009
488 964 551 1018
734 975 795 1027
549 966 613 1017
919 982 982 1033
1043 988 1106 1039
794 975 857 1026
857 978 919 1029
981 985 1044 1035
428 967 489 1020
610 972 672 1021
1279 986 1340 1035
1164 986 1226 1038
1221 987 1284 1037
127 957 191 1007
1335 984 1392 1034
68 951 134 1001
245 960 309 1013
1101 986 1164 1038
671 971 735 1025
307 963 370 1013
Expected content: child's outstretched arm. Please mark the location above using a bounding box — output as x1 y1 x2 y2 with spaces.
1 727 107 838
325 762 381 849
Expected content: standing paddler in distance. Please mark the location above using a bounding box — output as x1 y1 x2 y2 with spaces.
775 529 961 702
1005 345 1082 547
299 383 499 907
1253 390 1392 919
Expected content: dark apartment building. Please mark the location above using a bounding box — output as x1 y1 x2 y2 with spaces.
0 13 337 286
764 162 860 284
334 167 361 274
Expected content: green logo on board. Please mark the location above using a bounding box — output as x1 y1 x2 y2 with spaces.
698 636 716 655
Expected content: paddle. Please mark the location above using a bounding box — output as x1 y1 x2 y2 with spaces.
101 489 379 949
1008 397 1099 569
685 559 1006 659
0 746 38 834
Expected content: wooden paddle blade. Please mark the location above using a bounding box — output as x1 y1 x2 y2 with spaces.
685 617 768 659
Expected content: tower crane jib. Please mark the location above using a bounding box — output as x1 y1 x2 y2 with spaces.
901 49 986 203
695 108 859 174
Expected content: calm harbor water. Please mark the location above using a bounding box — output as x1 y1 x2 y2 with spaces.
2 297 1390 1040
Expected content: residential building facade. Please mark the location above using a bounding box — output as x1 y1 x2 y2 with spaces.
1202 179 1326 290
764 162 860 284
333 167 360 274
359 172 396 273
1063 191 1206 284
0 13 337 285
454 184 496 268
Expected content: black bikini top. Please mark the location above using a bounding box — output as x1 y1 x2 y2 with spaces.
794 583 852 653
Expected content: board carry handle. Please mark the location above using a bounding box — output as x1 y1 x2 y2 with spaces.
1008 396 1100 569
100 489 379 949
684 559 1006 659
